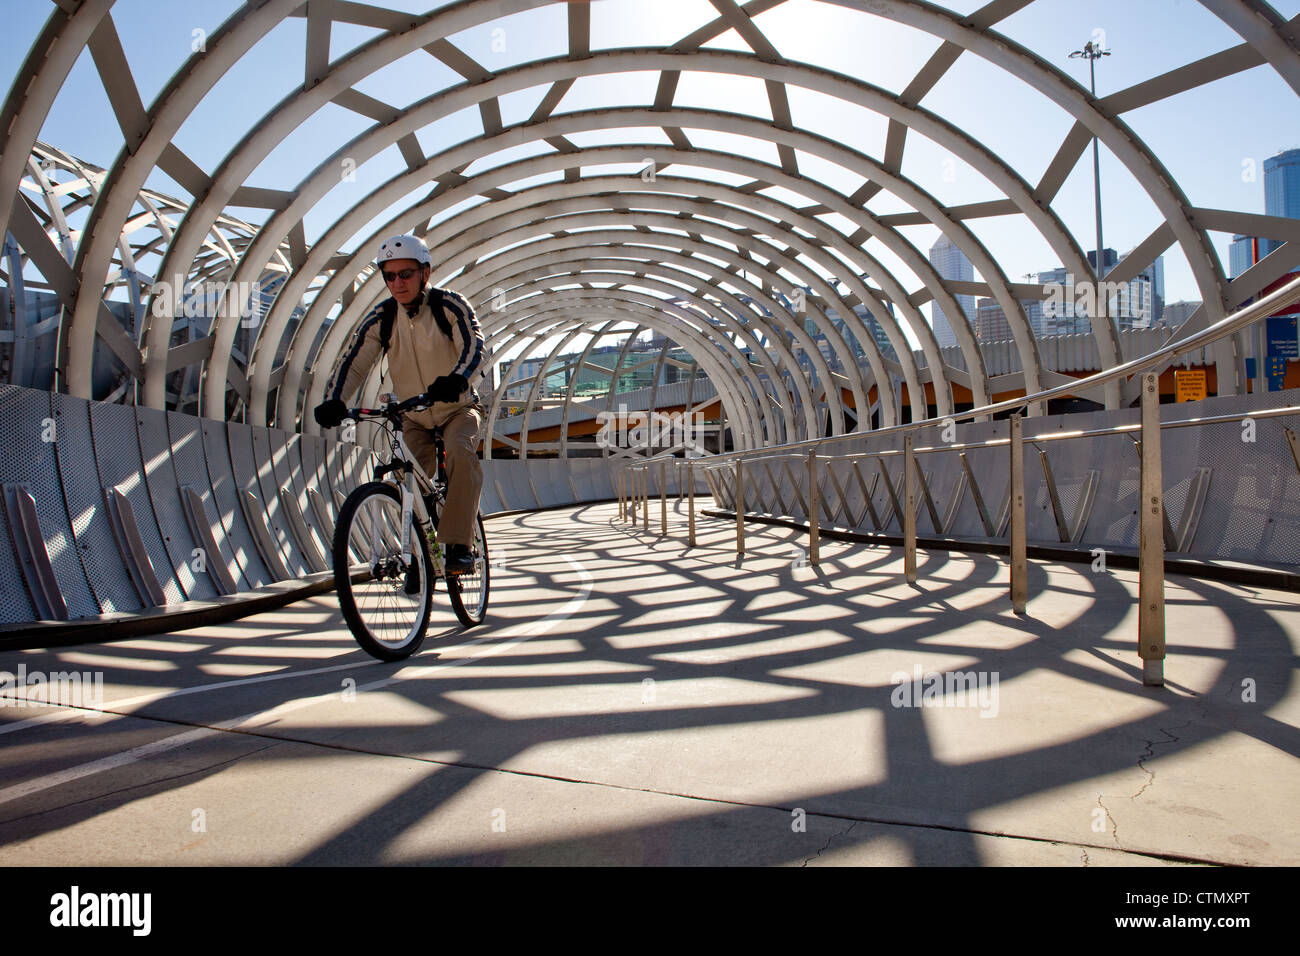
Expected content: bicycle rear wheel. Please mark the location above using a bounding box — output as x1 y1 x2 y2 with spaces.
446 513 490 627
333 481 432 661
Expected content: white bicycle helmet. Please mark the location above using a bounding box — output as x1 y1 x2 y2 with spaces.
375 234 431 267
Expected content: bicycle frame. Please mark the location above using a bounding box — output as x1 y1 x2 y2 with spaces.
358 397 445 580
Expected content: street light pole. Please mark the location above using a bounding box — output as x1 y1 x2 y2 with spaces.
1070 40 1111 287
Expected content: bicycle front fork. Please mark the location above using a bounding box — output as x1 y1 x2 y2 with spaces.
400 479 444 579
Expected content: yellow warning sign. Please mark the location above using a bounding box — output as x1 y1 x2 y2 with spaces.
1175 369 1207 402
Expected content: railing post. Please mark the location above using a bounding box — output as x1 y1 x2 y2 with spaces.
904 435 917 584
642 466 649 532
735 458 745 556
660 458 667 535
1010 413 1027 613
1139 372 1166 687
808 448 820 566
618 470 625 521
687 458 696 547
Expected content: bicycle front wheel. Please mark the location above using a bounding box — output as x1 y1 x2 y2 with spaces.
333 481 432 661
447 512 490 627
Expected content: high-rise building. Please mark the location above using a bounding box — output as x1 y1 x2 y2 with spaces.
1038 248 1162 332
1227 148 1299 277
928 235 974 349
1265 148 1300 220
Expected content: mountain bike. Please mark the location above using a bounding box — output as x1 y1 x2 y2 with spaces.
330 394 490 661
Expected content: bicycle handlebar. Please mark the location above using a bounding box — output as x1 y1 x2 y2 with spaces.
348 393 429 420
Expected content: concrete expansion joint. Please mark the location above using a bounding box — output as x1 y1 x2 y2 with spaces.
801 819 858 867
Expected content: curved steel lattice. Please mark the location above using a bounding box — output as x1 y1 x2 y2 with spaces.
2 0 1299 455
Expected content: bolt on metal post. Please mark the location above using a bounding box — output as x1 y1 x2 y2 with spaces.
1139 372 1166 687
1010 413 1027 613
808 448 820 566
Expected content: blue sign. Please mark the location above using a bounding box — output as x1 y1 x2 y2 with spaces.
1267 315 1298 359
1265 355 1287 392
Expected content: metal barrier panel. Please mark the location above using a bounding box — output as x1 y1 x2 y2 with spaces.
201 416 271 588
51 391 140 614
167 411 250 592
227 422 296 580
275 429 329 571
296 432 337 548
533 460 566 508
1172 396 1300 566
0 388 59 622
255 427 310 577
478 461 505 514
136 405 216 601
88 401 184 605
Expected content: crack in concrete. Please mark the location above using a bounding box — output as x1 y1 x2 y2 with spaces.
802 819 858 867
1097 795 1119 846
1134 716 1201 801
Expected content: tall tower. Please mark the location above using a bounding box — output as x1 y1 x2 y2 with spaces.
928 235 974 349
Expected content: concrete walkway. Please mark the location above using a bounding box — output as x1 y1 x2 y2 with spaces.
1 500 1296 866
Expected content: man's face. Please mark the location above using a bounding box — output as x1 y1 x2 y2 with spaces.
380 257 428 307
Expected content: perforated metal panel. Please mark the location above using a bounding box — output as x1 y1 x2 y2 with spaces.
169 411 250 592
255 428 308 577
227 422 295 581
52 391 139 614
202 417 270 587
88 401 184 605
2 389 97 619
296 433 336 546
0 386 47 622
136 405 214 601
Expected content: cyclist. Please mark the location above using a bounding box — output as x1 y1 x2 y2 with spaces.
314 234 484 575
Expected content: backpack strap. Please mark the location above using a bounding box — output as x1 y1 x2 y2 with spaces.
379 290 453 353
377 298 398 354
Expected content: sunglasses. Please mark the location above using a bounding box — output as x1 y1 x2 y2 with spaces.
382 267 422 284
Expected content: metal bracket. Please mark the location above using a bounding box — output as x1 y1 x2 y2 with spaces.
2 483 69 620
960 452 996 537
1170 467 1213 553
913 467 943 534
279 489 328 573
239 489 291 581
102 486 167 608
851 461 883 531
306 487 335 546
940 470 969 537
179 486 239 595
876 458 902 531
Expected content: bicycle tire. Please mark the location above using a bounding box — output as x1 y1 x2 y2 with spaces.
333 481 432 661
446 512 490 627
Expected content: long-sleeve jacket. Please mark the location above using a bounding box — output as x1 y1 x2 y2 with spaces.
326 287 485 429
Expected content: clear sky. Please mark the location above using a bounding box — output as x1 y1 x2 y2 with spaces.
3 0 1299 319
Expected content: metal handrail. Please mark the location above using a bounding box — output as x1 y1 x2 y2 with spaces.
701 273 1300 464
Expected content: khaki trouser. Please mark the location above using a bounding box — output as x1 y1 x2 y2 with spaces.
403 404 483 547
